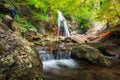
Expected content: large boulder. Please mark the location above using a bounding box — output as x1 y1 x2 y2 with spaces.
0 22 44 80
71 44 111 66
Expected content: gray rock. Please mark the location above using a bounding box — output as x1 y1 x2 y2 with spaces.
71 44 111 66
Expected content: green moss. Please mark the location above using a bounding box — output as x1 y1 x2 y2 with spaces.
0 14 3 17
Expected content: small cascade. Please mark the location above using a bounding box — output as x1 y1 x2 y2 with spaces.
57 10 70 37
38 51 55 61
55 50 71 59
35 46 78 70
37 49 71 61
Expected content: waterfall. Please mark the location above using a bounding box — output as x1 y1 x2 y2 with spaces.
57 10 70 37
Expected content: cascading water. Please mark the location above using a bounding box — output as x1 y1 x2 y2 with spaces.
57 10 70 37
34 11 78 80
36 47 71 61
55 50 71 59
35 46 78 72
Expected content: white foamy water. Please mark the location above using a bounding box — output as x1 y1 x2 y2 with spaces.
58 10 70 37
43 59 78 71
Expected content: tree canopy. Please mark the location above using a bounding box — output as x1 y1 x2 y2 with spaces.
25 0 120 28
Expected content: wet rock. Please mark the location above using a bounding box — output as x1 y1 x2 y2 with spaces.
71 44 111 66
0 22 44 79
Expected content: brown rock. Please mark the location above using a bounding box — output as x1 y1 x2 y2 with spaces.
0 3 9 14
2 15 13 26
0 22 44 79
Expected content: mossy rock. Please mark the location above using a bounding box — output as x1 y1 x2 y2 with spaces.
71 44 111 66
0 22 44 80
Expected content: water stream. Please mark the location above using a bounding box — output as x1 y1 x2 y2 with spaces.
35 45 120 80
57 10 70 37
35 46 79 71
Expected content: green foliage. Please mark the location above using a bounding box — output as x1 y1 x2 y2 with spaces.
96 0 120 24
26 0 49 12
25 0 120 29
0 14 3 17
26 0 93 28
32 12 50 22
15 15 35 32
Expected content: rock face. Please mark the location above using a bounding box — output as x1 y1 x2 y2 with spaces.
22 29 41 42
103 30 120 58
0 22 44 80
2 15 13 28
0 3 9 14
71 44 111 66
86 21 107 35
